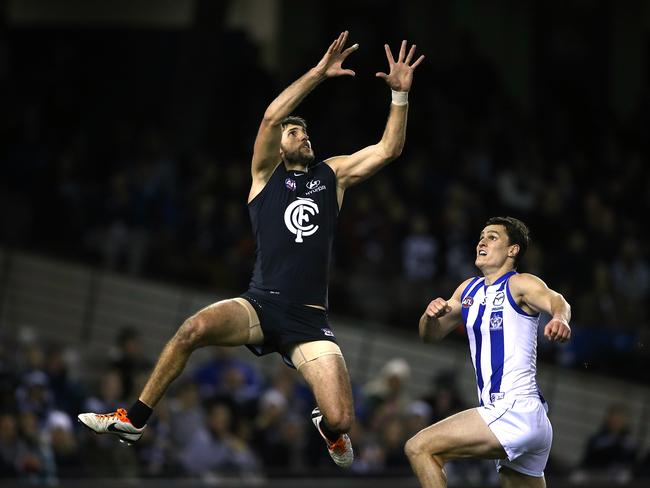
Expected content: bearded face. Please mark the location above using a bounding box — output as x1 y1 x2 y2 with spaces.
281 124 315 167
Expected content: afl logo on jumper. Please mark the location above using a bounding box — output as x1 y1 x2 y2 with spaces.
284 197 319 243
462 296 474 308
285 178 297 191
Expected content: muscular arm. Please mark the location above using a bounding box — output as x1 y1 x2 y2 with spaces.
419 279 472 343
251 69 326 180
510 273 572 342
249 31 358 201
325 102 407 189
326 40 424 196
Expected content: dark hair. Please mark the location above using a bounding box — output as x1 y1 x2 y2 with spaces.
485 216 530 267
281 115 307 130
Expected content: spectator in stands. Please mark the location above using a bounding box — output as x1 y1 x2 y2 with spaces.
44 344 85 419
362 358 412 431
192 347 263 404
572 403 637 484
180 402 260 481
252 388 303 472
15 411 56 484
46 411 84 479
167 380 205 449
421 370 467 422
110 326 152 401
0 413 19 477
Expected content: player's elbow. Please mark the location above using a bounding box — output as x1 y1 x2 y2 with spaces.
419 323 442 343
384 145 403 161
377 141 403 161
261 110 284 127
422 332 444 343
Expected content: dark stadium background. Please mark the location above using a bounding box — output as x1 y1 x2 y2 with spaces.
0 1 648 487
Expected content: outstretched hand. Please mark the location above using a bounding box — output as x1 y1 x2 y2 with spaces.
376 40 425 92
314 31 358 78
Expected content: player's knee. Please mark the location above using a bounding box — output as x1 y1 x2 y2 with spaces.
404 436 422 459
404 434 433 460
174 315 208 349
324 409 354 434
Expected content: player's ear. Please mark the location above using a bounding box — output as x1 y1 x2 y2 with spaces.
508 244 520 258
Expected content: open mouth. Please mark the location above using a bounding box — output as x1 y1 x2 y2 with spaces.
478 250 487 256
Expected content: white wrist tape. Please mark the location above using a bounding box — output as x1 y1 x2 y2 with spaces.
391 89 408 106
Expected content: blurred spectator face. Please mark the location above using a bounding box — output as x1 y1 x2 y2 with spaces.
281 416 303 443
259 389 287 423
386 374 404 395
0 413 17 442
117 327 143 358
208 403 232 437
435 389 454 414
223 366 245 393
620 239 639 264
45 348 66 376
382 358 410 396
47 411 75 453
382 418 405 448
24 370 50 405
122 338 141 358
593 262 612 292
50 427 76 454
24 343 45 370
606 406 629 434
18 412 40 443
272 367 298 397
404 401 432 434
178 382 200 407
100 370 124 401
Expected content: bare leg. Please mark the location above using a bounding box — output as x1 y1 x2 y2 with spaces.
140 299 255 407
298 354 354 434
499 467 546 488
405 408 506 488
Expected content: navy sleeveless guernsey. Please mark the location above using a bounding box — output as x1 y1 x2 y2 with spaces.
247 162 338 307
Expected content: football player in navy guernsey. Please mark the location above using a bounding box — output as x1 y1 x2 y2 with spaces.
79 31 424 468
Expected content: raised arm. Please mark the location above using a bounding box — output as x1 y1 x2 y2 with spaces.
419 279 471 343
509 273 572 342
326 40 424 193
249 31 358 201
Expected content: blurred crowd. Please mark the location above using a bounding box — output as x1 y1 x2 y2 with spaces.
0 9 648 380
2 326 649 485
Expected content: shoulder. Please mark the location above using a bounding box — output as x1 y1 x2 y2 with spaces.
317 160 337 177
454 277 480 300
313 161 338 187
508 273 548 294
249 162 284 205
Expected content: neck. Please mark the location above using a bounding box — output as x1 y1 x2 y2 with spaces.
482 264 515 285
283 160 308 172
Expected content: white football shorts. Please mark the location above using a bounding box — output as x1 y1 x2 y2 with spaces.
476 396 552 477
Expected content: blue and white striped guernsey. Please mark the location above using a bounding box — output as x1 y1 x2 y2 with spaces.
460 271 545 407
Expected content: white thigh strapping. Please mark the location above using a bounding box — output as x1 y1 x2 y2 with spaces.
231 297 264 345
